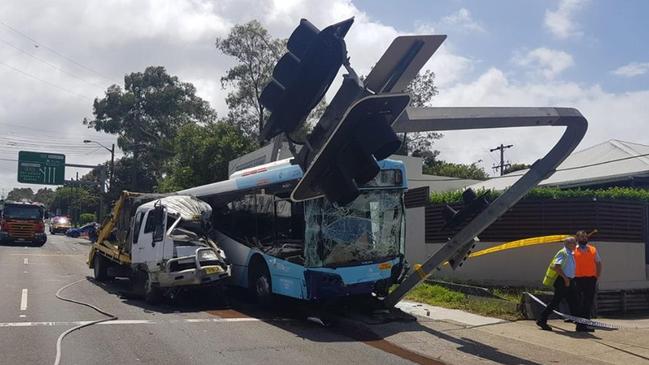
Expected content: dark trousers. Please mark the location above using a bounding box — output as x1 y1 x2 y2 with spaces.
540 277 577 322
575 276 597 319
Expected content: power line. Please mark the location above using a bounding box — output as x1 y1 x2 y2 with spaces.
411 152 649 183
0 125 114 144
0 38 105 89
0 138 103 149
0 60 88 100
0 20 115 83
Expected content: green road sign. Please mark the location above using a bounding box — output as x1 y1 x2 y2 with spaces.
17 151 66 185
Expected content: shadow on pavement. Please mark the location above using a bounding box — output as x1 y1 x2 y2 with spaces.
89 276 546 365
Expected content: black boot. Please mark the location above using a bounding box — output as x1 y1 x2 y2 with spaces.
536 320 552 331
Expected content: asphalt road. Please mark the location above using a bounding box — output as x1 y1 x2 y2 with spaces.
0 234 430 365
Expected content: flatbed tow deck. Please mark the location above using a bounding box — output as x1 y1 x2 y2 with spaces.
88 191 231 303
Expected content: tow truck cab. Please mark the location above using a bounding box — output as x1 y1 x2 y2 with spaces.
89 193 230 302
129 197 231 288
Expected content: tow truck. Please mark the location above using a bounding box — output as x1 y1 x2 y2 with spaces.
88 191 231 303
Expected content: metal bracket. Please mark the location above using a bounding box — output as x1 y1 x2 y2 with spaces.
383 106 588 308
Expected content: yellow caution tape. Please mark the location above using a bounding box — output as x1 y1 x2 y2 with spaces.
413 264 427 280
468 234 571 259
441 234 571 267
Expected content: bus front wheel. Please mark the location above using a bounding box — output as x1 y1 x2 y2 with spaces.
249 260 273 307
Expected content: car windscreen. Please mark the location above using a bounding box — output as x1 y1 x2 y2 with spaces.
3 205 42 219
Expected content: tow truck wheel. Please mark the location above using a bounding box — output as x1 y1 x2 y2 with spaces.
93 254 108 282
249 260 273 307
143 272 162 305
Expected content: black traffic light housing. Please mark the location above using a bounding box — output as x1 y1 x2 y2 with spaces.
442 189 490 231
259 18 354 141
291 94 409 204
258 18 412 205
441 188 491 269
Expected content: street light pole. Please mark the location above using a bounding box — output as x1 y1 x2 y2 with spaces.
83 140 115 193
110 143 115 191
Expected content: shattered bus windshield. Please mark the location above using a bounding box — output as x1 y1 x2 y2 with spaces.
304 190 404 267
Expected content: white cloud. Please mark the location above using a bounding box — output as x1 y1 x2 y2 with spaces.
612 62 649 77
0 0 646 189
514 47 574 79
439 8 485 33
428 68 649 174
544 0 589 39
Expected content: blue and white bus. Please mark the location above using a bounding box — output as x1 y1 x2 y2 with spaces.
179 158 407 304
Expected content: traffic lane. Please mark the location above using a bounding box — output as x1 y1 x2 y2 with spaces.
0 234 225 323
0 235 113 324
1 235 418 364
0 235 97 365
57 317 414 365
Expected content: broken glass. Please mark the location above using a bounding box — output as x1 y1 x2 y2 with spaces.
304 190 404 267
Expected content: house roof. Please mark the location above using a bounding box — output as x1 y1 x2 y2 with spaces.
470 139 649 191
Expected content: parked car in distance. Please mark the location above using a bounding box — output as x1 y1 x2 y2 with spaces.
50 216 72 235
65 222 99 242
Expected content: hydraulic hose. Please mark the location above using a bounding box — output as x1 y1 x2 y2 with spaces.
53 279 118 365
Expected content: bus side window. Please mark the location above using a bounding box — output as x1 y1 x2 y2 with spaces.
256 193 274 244
229 193 258 246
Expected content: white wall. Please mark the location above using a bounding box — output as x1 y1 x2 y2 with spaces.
408 240 649 290
389 155 479 192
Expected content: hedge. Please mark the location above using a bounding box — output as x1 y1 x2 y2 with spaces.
79 213 97 225
429 187 649 205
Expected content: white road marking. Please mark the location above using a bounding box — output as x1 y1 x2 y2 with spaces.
24 258 28 265
20 289 28 311
23 271 28 274
0 317 276 328
19 315 26 318
9 254 83 257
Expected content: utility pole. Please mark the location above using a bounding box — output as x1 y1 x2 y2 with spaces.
490 144 513 176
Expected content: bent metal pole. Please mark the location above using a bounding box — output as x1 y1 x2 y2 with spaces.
383 107 588 308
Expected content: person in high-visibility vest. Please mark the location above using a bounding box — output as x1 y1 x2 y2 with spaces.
573 230 602 332
537 236 577 331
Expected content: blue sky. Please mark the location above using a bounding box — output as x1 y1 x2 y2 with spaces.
354 0 649 92
355 0 649 93
1 0 648 192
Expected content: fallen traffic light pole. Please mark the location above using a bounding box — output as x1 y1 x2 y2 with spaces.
257 17 588 309
383 107 587 308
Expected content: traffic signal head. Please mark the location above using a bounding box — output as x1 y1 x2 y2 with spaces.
441 188 490 231
259 18 354 141
291 94 409 205
440 188 491 270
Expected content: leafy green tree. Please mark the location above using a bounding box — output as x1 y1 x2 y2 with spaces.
84 66 216 180
503 163 530 175
50 186 99 217
159 122 257 192
423 160 489 180
216 20 287 139
6 188 34 202
394 70 442 155
33 188 56 206
83 157 158 202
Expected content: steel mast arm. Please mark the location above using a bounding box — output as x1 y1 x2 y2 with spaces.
383 107 587 308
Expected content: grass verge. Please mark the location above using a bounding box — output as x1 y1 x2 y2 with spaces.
403 282 524 321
